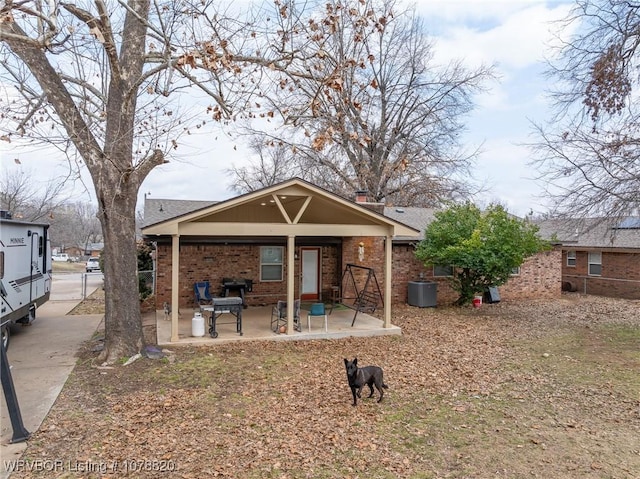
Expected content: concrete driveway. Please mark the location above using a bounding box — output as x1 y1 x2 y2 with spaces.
0 287 103 477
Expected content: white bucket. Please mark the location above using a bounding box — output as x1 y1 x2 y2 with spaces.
192 312 205 337
473 295 483 308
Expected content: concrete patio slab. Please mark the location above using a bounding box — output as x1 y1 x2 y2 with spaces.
156 304 401 346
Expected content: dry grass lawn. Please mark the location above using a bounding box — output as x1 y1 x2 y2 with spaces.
14 294 640 478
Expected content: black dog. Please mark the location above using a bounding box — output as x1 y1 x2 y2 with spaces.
344 357 388 406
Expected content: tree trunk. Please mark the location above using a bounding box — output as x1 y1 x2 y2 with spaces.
96 180 144 363
455 269 477 306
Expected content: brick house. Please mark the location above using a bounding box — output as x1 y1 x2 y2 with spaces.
383 207 562 305
535 218 640 299
142 178 562 340
141 178 420 340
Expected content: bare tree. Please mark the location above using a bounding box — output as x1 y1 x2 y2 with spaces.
0 169 99 254
0 167 68 221
0 1 181 361
50 201 101 255
227 134 301 193
227 0 493 205
1 0 404 362
532 0 640 219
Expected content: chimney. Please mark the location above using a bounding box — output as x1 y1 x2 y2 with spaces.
355 190 368 203
354 190 384 214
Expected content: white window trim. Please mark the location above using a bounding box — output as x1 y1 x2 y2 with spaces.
260 246 284 282
567 250 576 267
588 251 602 276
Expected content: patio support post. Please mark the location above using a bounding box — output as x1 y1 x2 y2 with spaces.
384 234 392 328
171 234 180 342
286 234 296 334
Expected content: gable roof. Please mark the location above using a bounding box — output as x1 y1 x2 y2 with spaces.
141 178 420 238
383 206 436 240
142 199 216 229
535 217 640 250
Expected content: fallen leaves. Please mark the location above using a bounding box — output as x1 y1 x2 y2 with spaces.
10 295 640 478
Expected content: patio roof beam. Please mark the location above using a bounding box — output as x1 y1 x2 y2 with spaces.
178 222 394 237
292 195 312 224
272 194 292 224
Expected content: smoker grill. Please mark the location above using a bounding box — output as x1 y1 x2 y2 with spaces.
221 278 253 308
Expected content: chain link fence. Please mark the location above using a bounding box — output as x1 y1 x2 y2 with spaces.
562 274 640 299
138 270 155 299
51 271 155 301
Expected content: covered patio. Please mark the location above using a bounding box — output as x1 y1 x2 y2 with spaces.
155 303 401 346
142 178 419 344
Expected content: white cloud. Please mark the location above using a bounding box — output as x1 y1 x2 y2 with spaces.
405 0 575 215
138 133 251 207
472 138 549 215
416 0 541 23
424 2 572 69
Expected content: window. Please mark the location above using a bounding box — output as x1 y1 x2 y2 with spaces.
510 266 521 276
588 251 602 276
260 246 284 281
433 264 453 277
567 250 576 267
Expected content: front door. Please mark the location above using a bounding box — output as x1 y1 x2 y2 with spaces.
300 247 320 301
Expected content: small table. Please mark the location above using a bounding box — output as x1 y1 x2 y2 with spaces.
200 297 243 338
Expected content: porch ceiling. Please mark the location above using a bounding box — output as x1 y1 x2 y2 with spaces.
193 193 378 225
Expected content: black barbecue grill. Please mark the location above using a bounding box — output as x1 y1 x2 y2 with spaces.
221 278 253 308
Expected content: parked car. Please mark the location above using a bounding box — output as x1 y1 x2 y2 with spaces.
52 253 70 262
86 257 101 272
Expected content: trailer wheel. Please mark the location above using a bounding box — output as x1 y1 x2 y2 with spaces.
1 325 9 351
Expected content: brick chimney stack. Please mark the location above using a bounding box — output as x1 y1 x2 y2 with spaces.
354 190 385 214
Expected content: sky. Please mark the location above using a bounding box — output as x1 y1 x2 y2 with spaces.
0 0 574 218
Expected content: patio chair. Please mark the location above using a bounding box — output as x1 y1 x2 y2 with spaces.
194 281 213 306
271 299 301 333
307 302 328 332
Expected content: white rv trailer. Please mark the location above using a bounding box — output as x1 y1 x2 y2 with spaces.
0 212 52 349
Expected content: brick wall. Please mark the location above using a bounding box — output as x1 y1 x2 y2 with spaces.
155 242 340 309
155 240 562 310
562 250 640 299
499 249 562 300
391 244 562 305
339 237 387 307
390 244 459 304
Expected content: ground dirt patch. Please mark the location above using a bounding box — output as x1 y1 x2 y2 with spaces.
68 288 105 315
12 294 640 478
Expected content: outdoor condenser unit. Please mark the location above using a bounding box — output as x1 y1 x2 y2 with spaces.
407 281 437 308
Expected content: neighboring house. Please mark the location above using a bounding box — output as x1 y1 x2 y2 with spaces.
142 179 561 334
84 242 104 258
64 246 84 259
535 217 640 299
